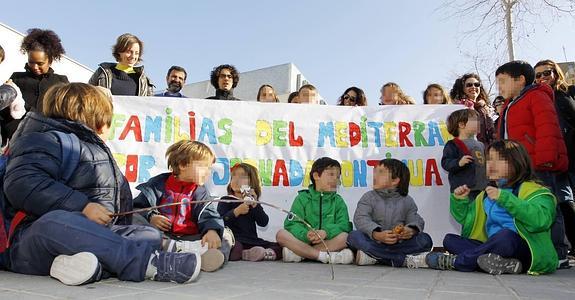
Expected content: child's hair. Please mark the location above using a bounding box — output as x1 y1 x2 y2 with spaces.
486 140 537 187
256 84 279 102
378 159 410 196
113 33 144 63
42 83 113 132
381 82 415 105
287 91 299 103
534 59 570 93
227 163 262 199
423 83 452 104
298 84 317 93
0 44 5 63
165 140 215 175
495 60 535 87
310 157 341 186
446 108 479 137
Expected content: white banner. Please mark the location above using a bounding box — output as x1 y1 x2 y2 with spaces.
107 96 462 245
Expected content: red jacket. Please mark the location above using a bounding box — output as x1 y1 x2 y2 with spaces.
498 84 568 172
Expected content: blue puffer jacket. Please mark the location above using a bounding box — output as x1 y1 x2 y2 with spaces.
3 112 133 227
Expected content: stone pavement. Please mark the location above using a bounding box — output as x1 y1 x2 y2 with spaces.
0 261 574 299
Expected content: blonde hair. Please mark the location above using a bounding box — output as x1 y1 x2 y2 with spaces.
112 33 143 63
165 140 215 175
42 83 113 132
534 59 570 93
382 82 415 105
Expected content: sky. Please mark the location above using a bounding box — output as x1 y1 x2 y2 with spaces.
1 0 575 105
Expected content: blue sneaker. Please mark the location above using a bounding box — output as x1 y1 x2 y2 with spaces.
425 252 456 270
146 251 201 283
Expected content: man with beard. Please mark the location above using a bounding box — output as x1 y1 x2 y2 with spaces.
155 66 187 98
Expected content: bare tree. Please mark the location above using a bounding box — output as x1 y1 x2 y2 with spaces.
440 0 575 61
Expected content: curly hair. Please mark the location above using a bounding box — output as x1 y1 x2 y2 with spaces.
210 64 239 89
381 82 415 105
20 28 65 62
449 73 490 105
337 86 367 106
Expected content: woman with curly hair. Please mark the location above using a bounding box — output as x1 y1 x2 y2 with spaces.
337 86 367 106
207 64 240 100
0 28 69 143
89 33 154 97
379 82 415 105
449 73 495 146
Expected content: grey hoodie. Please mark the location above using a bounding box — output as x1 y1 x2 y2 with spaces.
353 189 425 239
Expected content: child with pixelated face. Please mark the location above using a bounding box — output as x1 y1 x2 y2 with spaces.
428 140 558 275
442 109 488 199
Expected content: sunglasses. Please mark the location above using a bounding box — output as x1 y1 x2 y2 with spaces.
465 82 481 88
535 69 553 79
342 94 356 102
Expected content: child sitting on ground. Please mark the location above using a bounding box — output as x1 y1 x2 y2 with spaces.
276 157 353 264
427 140 558 275
218 163 281 261
347 158 433 267
134 140 231 272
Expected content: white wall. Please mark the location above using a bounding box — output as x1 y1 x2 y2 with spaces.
0 22 93 83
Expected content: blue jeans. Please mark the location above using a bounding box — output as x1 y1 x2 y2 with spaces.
536 171 569 259
8 210 162 282
443 229 531 272
347 230 433 267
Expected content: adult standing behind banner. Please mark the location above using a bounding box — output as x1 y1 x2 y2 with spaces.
423 84 451 105
449 73 495 146
379 82 415 105
337 86 367 106
534 59 575 257
155 66 187 98
206 64 240 100
256 84 279 102
0 29 69 144
89 33 154 97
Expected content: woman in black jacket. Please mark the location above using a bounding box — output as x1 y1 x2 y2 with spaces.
0 29 69 144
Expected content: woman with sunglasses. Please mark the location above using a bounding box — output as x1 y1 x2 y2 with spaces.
535 59 575 257
449 73 495 146
337 86 367 106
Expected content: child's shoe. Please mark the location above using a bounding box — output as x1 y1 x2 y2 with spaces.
355 250 377 266
405 252 430 269
242 246 267 261
200 249 225 272
50 252 102 286
425 252 456 270
282 247 303 262
167 240 207 255
146 251 201 283
477 253 522 275
328 248 354 264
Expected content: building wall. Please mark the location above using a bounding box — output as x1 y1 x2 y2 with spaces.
0 22 93 83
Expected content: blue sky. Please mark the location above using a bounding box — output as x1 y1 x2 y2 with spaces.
2 0 574 104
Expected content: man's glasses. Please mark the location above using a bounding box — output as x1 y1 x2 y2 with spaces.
465 82 481 88
342 94 356 102
535 69 553 79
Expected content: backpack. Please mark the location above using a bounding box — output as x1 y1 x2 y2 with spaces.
0 131 81 267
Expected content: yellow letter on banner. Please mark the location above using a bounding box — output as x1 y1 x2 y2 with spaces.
256 120 272 145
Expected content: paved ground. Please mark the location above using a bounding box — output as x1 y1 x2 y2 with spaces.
0 261 574 300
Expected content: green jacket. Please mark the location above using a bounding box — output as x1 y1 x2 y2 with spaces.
284 185 352 243
450 181 558 275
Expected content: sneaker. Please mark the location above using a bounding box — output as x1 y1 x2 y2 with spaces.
282 247 303 263
328 248 354 264
477 253 522 275
167 240 208 255
201 249 225 272
50 252 102 286
146 251 201 284
355 250 377 266
242 246 266 261
558 258 572 269
426 252 456 270
405 252 430 269
223 227 236 248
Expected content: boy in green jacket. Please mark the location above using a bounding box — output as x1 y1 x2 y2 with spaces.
276 157 353 264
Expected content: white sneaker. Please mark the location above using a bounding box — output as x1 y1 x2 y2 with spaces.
50 252 102 286
355 250 377 266
328 249 354 264
405 252 430 269
282 247 303 262
168 240 208 255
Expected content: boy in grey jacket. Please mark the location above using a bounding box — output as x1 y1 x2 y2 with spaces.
347 159 433 267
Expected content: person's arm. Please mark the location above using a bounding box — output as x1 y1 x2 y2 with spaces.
0 83 17 111
250 203 269 227
353 194 381 238
322 195 352 239
531 90 567 169
441 142 466 172
4 133 90 216
449 193 472 225
217 200 239 226
193 186 224 237
404 196 424 232
497 188 556 233
284 194 311 243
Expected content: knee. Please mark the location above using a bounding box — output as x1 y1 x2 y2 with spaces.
416 232 433 250
276 229 289 246
347 230 365 246
442 233 459 249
